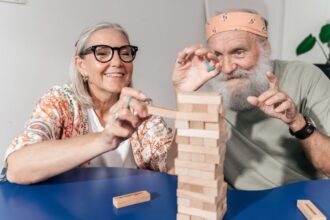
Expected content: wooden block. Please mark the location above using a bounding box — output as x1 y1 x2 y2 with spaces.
189 122 205 145
297 200 326 220
190 200 204 209
177 213 191 220
175 159 219 172
177 197 192 207
190 216 205 220
191 153 206 163
204 122 220 131
178 175 223 188
147 105 176 119
192 104 208 112
205 154 221 164
175 167 189 176
177 189 219 204
187 168 219 180
177 103 193 111
189 121 204 129
175 120 189 129
207 104 219 114
178 151 192 161
176 135 190 144
189 137 204 145
178 182 204 194
203 138 220 147
178 144 221 155
178 205 221 220
176 111 219 122
177 129 220 139
177 91 221 105
113 191 150 208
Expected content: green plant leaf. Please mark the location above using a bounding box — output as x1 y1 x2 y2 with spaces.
319 23 330 43
296 34 316 55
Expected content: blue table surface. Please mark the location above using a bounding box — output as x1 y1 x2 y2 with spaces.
0 167 329 220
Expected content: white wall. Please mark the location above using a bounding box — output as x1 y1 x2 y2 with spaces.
0 0 205 167
281 0 330 63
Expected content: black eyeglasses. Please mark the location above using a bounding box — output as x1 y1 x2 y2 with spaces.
80 45 138 63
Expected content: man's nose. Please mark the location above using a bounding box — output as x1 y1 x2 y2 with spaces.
221 57 237 74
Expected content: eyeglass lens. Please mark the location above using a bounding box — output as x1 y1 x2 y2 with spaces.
94 45 135 63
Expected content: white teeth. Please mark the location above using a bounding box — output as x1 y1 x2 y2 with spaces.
104 73 124 77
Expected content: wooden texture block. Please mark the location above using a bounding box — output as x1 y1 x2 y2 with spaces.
177 213 191 220
189 137 204 145
147 105 176 119
175 120 189 129
177 103 193 111
176 167 220 180
207 104 219 114
178 175 223 188
189 121 204 129
176 135 190 144
177 189 219 204
192 104 208 112
178 144 221 155
297 200 326 220
177 91 221 105
177 129 220 139
113 191 150 208
175 159 219 172
190 216 205 220
178 205 222 220
176 111 219 122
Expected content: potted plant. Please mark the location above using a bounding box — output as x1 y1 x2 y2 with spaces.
296 23 330 78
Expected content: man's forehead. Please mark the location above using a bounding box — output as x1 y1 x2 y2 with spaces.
208 30 255 49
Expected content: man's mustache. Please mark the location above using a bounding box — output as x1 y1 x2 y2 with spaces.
218 69 251 81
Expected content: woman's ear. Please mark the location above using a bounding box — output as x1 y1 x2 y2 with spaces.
75 56 87 77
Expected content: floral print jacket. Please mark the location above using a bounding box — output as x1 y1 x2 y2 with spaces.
2 84 173 178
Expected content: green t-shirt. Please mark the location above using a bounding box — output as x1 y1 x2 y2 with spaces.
224 60 330 190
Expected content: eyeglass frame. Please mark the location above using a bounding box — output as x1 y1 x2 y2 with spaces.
79 44 138 63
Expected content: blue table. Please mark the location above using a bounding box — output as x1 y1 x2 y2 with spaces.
0 168 329 220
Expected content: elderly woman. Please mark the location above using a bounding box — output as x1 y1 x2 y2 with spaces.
2 22 173 184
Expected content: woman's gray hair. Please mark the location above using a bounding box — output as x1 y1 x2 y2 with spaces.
69 22 130 108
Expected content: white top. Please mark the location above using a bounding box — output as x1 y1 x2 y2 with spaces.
86 108 137 168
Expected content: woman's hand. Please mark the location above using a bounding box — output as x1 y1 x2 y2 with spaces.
101 87 149 150
172 44 221 92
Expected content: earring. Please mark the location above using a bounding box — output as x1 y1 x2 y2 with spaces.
82 75 89 82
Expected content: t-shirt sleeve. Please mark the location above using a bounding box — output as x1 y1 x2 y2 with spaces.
4 86 68 161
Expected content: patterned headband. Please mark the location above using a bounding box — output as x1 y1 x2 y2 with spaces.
205 11 268 40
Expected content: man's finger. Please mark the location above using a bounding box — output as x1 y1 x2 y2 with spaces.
266 71 279 89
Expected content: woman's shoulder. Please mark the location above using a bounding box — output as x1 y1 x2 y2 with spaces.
37 84 82 112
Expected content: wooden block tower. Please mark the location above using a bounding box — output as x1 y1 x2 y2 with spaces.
175 91 228 220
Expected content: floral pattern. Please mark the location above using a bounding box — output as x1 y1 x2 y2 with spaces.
4 84 173 172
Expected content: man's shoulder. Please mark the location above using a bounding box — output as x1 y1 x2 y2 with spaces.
273 59 325 81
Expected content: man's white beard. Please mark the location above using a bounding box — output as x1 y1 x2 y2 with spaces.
208 47 273 111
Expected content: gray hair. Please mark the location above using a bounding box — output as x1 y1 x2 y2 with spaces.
69 22 130 108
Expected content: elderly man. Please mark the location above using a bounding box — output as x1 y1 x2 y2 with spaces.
172 9 330 190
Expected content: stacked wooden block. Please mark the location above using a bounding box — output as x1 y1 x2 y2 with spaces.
175 91 228 220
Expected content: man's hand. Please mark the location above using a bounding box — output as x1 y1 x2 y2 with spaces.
172 44 221 92
247 72 305 130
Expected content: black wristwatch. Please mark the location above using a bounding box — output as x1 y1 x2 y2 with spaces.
289 116 315 140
